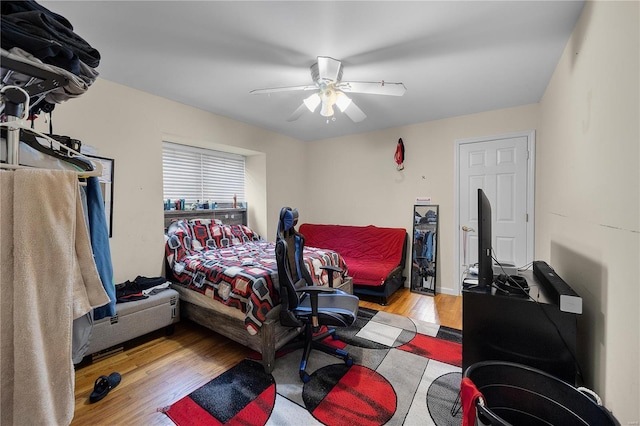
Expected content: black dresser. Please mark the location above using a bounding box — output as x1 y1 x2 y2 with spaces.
462 269 579 385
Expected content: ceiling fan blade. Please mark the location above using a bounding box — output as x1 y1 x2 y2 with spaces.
286 103 308 122
342 100 367 123
250 85 316 95
337 81 406 96
317 56 342 82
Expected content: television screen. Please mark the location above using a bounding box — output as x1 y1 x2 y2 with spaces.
477 188 493 290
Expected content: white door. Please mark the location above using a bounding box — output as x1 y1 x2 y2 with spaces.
456 132 535 293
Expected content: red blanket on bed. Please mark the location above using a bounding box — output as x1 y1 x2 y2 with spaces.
166 219 347 335
299 223 406 287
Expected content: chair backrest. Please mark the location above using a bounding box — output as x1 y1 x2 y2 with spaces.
276 207 314 326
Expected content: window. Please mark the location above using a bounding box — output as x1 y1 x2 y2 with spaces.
162 142 245 207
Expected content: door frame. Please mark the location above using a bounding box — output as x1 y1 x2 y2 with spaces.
453 130 536 295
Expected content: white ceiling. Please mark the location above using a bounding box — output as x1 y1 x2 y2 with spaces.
41 1 585 142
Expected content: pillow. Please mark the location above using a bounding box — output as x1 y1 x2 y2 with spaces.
167 219 261 251
188 220 216 250
206 223 262 248
206 224 228 248
227 224 261 244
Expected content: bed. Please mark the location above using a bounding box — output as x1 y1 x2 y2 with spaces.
164 218 352 372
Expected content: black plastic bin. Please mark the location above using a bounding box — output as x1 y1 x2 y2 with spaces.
464 361 619 426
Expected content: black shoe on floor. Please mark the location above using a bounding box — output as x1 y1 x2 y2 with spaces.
89 372 121 403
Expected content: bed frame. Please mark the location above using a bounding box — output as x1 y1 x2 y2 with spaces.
176 277 353 373
180 301 299 373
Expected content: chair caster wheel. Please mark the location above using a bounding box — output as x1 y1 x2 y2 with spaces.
300 371 310 383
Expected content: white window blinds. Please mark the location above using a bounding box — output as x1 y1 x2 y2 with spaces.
162 142 245 205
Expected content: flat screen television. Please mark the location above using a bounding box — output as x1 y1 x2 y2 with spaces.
477 188 493 290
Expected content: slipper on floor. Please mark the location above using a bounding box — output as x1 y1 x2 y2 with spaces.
89 372 121 403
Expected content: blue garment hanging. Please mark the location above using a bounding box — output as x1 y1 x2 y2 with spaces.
86 176 115 319
425 231 434 262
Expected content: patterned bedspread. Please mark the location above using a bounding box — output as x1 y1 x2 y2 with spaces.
165 219 347 335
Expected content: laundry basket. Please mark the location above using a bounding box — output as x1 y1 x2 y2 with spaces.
463 361 619 426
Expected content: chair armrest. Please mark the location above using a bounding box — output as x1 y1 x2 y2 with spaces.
294 285 335 294
320 265 342 288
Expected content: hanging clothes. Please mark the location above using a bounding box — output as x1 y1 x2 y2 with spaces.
0 169 110 426
87 175 116 319
425 230 434 262
71 184 92 363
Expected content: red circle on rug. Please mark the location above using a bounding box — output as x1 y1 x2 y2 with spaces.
303 364 397 426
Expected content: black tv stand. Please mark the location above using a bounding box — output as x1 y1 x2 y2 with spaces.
462 267 580 385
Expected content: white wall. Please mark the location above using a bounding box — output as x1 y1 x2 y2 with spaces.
536 1 639 422
304 104 539 294
36 79 307 283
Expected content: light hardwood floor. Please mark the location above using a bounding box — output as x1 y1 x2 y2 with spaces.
71 288 461 425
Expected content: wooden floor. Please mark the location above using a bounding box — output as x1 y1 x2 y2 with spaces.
71 288 461 425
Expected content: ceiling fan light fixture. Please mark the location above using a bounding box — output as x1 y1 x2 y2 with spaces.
320 89 337 117
320 100 334 117
303 93 321 112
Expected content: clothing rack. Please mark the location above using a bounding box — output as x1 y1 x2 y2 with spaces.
1 49 69 116
1 54 101 177
0 112 102 178
1 5 110 425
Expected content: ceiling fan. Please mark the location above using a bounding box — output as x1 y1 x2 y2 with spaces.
250 56 406 123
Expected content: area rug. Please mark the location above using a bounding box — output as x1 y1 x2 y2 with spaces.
164 307 463 426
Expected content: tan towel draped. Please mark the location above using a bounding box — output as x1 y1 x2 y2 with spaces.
0 169 110 426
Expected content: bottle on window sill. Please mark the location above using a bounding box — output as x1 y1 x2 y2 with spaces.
233 194 237 209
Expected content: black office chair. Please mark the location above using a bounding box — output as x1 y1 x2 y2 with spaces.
275 207 359 382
